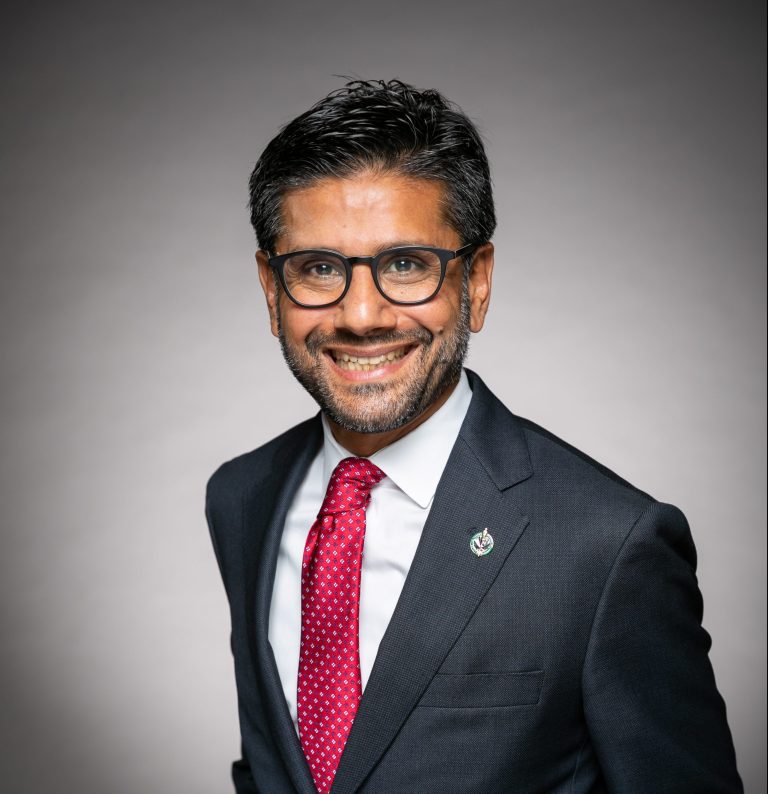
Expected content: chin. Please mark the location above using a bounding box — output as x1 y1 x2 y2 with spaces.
316 380 422 434
323 402 421 435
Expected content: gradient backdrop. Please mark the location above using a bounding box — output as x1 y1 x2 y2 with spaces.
1 1 765 791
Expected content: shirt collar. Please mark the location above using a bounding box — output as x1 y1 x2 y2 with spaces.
320 369 473 509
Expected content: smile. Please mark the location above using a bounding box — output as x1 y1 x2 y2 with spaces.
329 345 411 372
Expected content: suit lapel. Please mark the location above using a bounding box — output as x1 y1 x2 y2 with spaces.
244 417 323 794
332 372 533 794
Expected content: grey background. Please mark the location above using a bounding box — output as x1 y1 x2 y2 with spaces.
1 1 765 791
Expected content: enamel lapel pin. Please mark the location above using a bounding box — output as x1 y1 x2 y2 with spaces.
470 527 494 557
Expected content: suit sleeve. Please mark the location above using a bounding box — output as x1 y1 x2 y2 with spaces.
232 752 260 794
206 472 260 794
582 501 742 792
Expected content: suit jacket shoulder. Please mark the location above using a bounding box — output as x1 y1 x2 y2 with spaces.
205 415 322 599
462 371 658 544
207 415 321 505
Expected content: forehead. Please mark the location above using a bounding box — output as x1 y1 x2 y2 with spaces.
276 171 459 253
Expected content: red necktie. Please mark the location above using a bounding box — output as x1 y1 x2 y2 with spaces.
297 456 385 794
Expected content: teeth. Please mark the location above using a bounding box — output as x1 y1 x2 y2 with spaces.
333 348 408 370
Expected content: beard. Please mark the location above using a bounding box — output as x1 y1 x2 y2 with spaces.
276 286 471 434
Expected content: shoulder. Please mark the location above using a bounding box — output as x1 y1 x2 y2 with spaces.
518 413 652 502
464 371 676 547
518 414 692 546
468 381 698 620
206 415 321 513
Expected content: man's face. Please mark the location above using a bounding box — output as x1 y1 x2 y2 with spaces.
256 171 493 436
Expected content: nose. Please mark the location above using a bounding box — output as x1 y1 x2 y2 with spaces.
333 263 397 336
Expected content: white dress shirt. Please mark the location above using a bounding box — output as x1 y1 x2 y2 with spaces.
268 370 473 730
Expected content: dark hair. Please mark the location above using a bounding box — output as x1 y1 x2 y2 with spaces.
248 79 496 255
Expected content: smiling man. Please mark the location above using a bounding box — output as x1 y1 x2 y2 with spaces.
206 80 741 794
259 172 490 454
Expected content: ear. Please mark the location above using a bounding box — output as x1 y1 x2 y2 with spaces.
256 250 280 337
467 242 494 333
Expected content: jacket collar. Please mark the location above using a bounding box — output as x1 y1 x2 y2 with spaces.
460 369 533 491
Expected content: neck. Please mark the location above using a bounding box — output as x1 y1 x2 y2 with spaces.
326 379 459 457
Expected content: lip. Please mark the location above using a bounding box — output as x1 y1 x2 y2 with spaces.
323 344 417 381
325 343 414 359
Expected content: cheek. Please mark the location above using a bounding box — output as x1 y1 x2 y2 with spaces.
279 304 327 346
421 281 465 337
414 301 458 338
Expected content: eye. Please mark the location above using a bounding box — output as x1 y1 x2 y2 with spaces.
381 256 428 274
378 250 440 286
286 254 345 282
304 260 341 278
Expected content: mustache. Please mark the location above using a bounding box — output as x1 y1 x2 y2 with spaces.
305 328 433 355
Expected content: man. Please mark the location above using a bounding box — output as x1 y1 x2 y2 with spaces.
206 79 742 793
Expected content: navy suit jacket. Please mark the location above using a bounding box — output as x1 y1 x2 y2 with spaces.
206 370 742 793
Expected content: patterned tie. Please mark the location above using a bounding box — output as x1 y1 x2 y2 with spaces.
297 456 385 794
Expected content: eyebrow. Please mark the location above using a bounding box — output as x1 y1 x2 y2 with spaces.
279 240 441 256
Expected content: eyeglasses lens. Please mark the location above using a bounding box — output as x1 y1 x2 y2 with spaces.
376 250 442 303
282 252 347 304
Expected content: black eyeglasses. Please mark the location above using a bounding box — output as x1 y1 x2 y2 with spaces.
268 243 478 308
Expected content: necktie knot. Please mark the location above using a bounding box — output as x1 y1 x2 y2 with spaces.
318 457 385 516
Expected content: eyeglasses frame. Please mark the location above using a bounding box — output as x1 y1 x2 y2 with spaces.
267 243 479 308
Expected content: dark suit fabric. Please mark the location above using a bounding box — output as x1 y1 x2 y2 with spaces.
206 371 742 793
